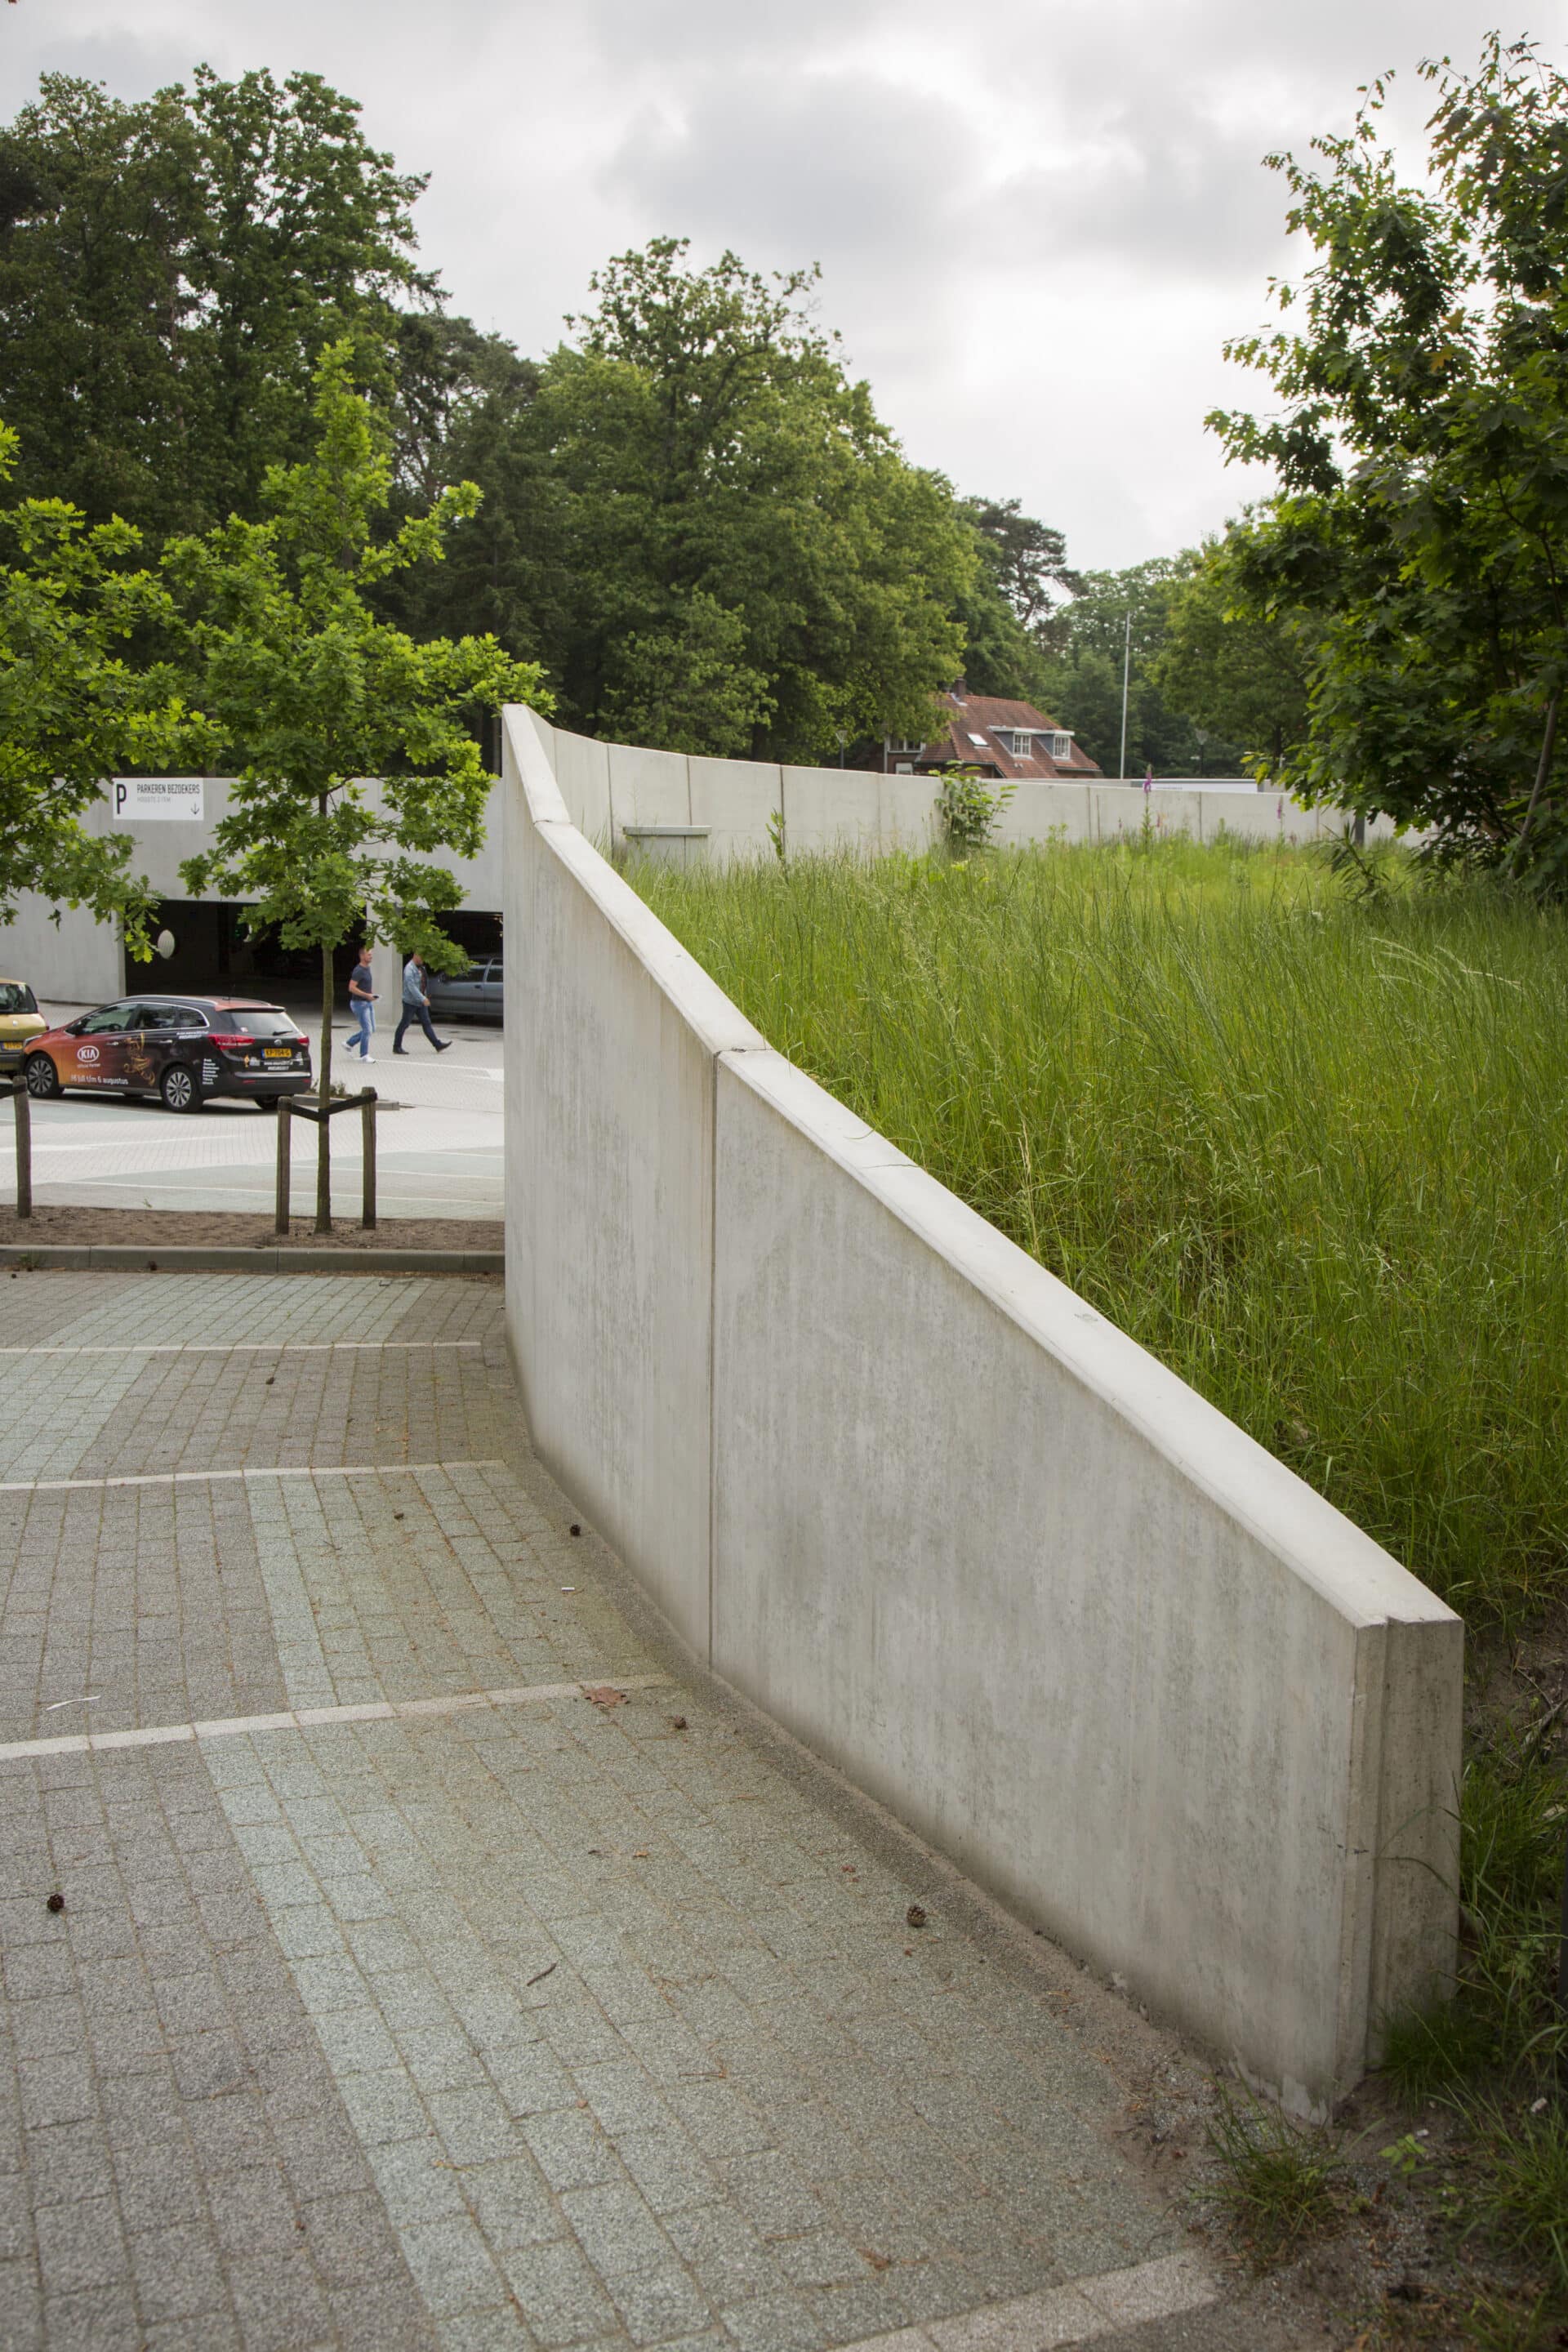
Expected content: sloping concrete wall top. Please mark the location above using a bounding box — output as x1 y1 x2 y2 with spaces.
503 705 1461 2115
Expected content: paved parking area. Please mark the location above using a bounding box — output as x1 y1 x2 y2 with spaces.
1 1018 504 1222
0 1272 1215 2351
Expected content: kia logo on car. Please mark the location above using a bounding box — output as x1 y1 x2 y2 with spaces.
77 1045 100 1063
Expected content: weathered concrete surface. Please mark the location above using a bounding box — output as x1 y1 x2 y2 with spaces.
503 743 762 1661
501 703 1463 2116
0 889 123 1004
608 745 693 835
0 1267 1235 2351
709 1050 1461 2114
688 758 783 865
531 722 1404 862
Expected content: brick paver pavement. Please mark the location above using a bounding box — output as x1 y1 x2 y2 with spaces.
0 1272 1217 2352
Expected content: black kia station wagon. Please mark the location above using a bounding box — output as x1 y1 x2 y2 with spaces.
25 997 313 1113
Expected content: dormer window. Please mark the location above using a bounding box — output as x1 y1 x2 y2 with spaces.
1050 732 1072 761
1009 731 1034 757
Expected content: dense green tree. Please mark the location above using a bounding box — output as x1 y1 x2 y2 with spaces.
1210 37 1568 876
397 239 970 760
1155 526 1316 773
170 345 541 1227
0 421 207 949
0 66 431 536
2 55 1096 768
950 497 1076 704
964 498 1080 631
1038 557 1245 776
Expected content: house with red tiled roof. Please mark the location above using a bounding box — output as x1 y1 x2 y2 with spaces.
876 685 1102 780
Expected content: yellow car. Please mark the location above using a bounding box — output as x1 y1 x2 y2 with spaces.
0 978 47 1073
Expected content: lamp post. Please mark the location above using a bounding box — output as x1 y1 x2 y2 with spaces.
1118 610 1131 782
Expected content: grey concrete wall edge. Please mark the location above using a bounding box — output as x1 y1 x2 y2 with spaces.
500 702 1463 2111
503 703 719 1656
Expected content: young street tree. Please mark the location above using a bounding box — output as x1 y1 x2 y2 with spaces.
170 341 543 1231
1211 36 1568 878
0 420 205 947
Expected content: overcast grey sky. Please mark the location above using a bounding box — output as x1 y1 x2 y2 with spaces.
2 0 1561 567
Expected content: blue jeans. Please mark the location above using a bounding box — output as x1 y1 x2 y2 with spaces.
349 999 374 1056
394 1000 440 1051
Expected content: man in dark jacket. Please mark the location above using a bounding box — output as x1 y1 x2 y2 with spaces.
393 954 451 1054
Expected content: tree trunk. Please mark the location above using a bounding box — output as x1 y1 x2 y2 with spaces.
316 938 333 1235
1511 690 1561 875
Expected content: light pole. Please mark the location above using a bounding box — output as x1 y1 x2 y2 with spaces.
1118 610 1131 782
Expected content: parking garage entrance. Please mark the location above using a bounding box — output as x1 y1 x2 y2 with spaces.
147 903 504 1014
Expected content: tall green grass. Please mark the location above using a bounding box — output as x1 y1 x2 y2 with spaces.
633 835 1568 1631
634 832 1568 2283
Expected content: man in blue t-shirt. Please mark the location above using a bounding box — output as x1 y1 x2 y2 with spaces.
393 953 452 1054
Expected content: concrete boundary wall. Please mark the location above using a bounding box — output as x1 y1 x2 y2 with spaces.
537 719 1401 859
504 704 1460 2113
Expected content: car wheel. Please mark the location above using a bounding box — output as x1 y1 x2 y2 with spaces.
160 1062 202 1114
24 1054 60 1099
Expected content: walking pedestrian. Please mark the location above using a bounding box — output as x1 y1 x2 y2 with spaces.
347 945 376 1061
393 951 452 1054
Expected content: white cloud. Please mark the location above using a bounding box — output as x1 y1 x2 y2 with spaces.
1 0 1561 563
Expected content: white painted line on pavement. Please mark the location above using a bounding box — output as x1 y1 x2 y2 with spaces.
0 1459 507 1494
0 1674 674 1763
834 2252 1218 2352
3 1339 484 1363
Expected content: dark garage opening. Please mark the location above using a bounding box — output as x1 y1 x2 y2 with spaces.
146 903 503 1012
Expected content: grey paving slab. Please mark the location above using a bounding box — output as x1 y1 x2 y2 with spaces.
0 1742 437 2350
0 1272 1214 2352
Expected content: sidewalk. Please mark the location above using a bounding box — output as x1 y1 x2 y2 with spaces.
0 1271 1230 2352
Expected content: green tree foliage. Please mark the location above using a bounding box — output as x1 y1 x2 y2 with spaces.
171 345 542 1227
0 421 207 946
0 53 1111 772
394 238 970 761
0 66 431 535
1210 36 1568 876
951 497 1077 704
1038 556 1246 776
964 497 1080 632
1156 526 1316 773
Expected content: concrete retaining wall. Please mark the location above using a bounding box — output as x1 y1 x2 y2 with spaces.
503 704 1462 2114
537 725 1400 858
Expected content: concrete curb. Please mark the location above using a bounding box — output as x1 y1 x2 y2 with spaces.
0 1244 502 1275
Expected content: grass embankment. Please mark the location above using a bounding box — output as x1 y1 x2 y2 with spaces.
631 834 1568 2322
